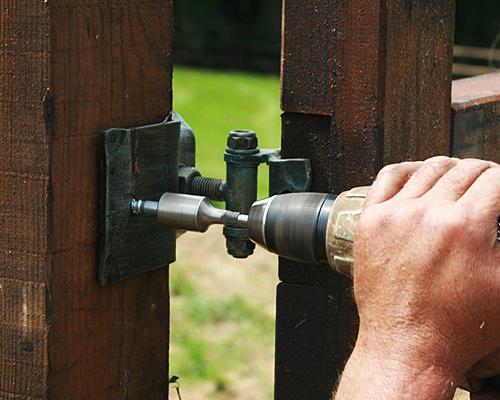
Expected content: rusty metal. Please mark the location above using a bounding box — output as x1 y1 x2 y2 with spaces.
99 118 180 286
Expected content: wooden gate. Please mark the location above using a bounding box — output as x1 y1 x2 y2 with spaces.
277 1 499 399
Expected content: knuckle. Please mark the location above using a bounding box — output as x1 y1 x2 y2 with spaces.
377 164 400 177
484 165 500 177
459 158 491 169
475 166 500 187
424 155 456 166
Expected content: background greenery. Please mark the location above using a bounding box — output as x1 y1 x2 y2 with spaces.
173 66 281 197
175 0 500 73
174 0 281 73
170 66 281 400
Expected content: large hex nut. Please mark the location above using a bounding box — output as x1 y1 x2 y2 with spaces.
178 166 201 194
227 130 258 151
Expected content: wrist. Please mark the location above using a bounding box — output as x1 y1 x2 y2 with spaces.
335 333 458 400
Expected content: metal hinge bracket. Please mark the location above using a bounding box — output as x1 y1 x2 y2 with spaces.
98 116 180 286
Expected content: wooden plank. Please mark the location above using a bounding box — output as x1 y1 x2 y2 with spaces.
278 1 455 398
275 283 336 400
382 0 455 164
452 73 500 161
279 112 332 286
0 1 50 396
0 1 173 398
281 1 335 116
275 280 358 400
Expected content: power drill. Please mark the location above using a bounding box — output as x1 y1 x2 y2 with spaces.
131 189 500 392
131 188 367 277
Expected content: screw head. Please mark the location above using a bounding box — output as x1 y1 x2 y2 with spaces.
227 130 258 151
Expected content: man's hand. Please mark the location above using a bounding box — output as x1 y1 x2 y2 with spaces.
335 157 500 400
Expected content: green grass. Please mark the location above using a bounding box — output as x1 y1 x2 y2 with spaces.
170 270 274 392
173 66 282 197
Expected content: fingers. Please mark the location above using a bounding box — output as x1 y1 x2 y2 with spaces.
460 166 500 218
426 159 497 201
395 156 458 199
364 161 423 207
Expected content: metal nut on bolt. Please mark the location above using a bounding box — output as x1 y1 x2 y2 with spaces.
178 166 201 194
223 226 255 258
227 130 258 151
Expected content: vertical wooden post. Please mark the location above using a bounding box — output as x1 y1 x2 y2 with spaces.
277 1 455 398
0 1 173 398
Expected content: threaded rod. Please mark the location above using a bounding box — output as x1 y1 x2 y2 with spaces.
189 176 225 201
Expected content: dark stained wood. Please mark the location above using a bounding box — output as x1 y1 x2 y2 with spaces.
275 283 336 400
0 1 50 397
281 1 335 116
451 73 500 162
0 1 173 398
279 113 331 286
278 1 455 398
382 1 455 164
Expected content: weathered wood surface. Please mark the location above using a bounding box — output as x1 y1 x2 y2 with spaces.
0 1 173 398
278 1 455 398
452 72 500 162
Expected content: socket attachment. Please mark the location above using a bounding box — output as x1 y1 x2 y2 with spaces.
132 193 248 232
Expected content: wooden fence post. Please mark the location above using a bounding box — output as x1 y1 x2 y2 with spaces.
0 1 173 398
277 1 455 398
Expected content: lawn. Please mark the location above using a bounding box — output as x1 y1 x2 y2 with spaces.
172 66 282 196
170 66 281 400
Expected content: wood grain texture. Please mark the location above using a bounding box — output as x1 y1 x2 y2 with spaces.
0 0 173 398
281 0 335 115
382 0 455 164
0 1 50 397
279 113 332 286
278 1 455 398
451 73 500 162
275 283 336 400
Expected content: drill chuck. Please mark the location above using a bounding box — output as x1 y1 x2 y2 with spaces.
247 193 337 265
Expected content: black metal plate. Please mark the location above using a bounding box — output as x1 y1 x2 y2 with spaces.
98 118 180 286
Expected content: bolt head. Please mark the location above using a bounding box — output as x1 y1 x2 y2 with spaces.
178 166 200 194
227 130 258 151
226 238 255 259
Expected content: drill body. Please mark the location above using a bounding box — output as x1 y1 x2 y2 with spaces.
247 187 369 276
139 188 370 275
